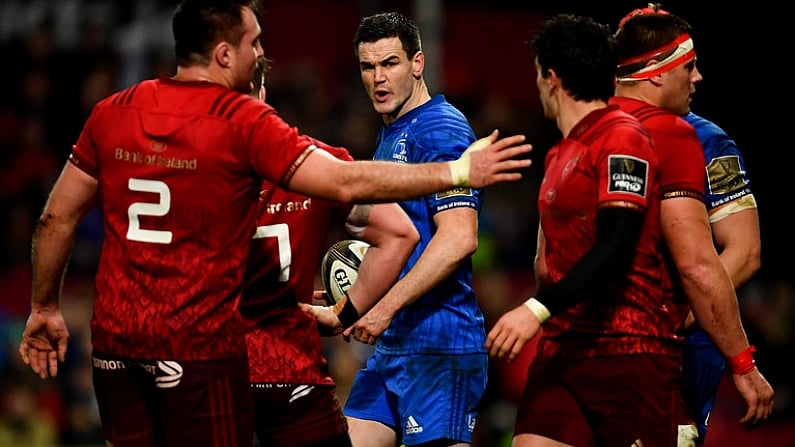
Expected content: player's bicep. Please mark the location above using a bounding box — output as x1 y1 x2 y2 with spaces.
349 203 417 247
660 196 714 268
432 206 478 254
710 206 761 288
286 148 348 201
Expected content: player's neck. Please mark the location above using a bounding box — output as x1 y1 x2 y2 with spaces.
615 85 661 110
172 66 227 87
558 97 607 137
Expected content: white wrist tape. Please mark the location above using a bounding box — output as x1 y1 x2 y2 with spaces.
449 137 491 187
449 157 470 187
523 297 551 323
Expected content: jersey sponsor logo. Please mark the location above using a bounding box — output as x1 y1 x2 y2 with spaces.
92 357 128 371
92 356 158 376
155 360 183 389
149 139 168 152
608 155 648 197
706 155 747 195
435 187 473 199
709 189 751 209
405 415 424 434
262 197 313 215
114 147 198 170
435 201 477 213
289 385 315 403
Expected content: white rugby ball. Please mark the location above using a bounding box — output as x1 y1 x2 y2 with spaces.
321 239 370 305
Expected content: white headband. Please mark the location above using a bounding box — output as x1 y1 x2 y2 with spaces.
616 33 696 82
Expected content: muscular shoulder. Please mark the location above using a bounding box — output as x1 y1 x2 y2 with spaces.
407 100 475 157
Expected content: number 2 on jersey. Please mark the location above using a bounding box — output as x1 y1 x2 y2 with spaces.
127 178 173 244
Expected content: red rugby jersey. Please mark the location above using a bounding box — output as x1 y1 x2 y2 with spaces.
240 143 353 384
537 105 677 359
611 96 707 332
70 77 316 360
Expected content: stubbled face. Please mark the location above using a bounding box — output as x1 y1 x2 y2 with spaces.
357 36 421 124
658 58 702 116
230 7 264 93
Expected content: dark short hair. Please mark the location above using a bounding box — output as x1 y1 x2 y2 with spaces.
353 12 422 59
172 0 262 66
530 14 618 102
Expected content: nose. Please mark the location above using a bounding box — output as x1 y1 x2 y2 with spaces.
374 66 387 83
692 65 703 83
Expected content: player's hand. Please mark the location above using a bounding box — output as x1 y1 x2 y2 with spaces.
312 289 333 306
342 302 394 345
298 302 344 336
19 307 69 379
731 368 775 429
486 304 541 361
450 129 532 188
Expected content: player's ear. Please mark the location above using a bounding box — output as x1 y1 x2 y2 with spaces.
412 51 424 80
214 42 231 68
546 68 561 92
646 59 664 87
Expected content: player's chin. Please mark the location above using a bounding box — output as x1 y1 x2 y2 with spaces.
372 100 395 115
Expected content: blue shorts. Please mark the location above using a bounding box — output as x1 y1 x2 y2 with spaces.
682 328 726 445
343 351 487 446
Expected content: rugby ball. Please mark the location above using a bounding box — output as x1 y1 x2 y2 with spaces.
321 239 369 305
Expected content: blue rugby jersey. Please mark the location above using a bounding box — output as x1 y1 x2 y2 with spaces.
371 95 486 355
684 112 753 212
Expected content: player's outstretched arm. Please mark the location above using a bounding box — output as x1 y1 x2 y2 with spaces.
287 130 532 204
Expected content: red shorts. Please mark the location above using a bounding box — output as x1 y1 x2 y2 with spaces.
92 351 253 447
251 382 349 447
514 354 691 447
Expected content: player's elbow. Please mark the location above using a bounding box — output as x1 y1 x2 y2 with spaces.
746 245 762 276
395 229 420 262
404 225 421 248
458 231 479 258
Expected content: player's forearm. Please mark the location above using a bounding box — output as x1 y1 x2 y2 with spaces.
341 160 453 203
30 218 76 309
680 262 751 358
348 240 415 313
376 235 470 315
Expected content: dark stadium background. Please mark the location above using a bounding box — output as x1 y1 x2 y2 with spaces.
0 1 791 446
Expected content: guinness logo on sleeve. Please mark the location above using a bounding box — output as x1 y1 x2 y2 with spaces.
608 155 648 197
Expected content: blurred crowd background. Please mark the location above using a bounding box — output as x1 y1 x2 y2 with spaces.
0 0 792 446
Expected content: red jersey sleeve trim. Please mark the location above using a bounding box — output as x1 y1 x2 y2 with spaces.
278 144 317 187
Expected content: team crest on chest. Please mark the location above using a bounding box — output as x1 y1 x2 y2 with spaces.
392 135 408 163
